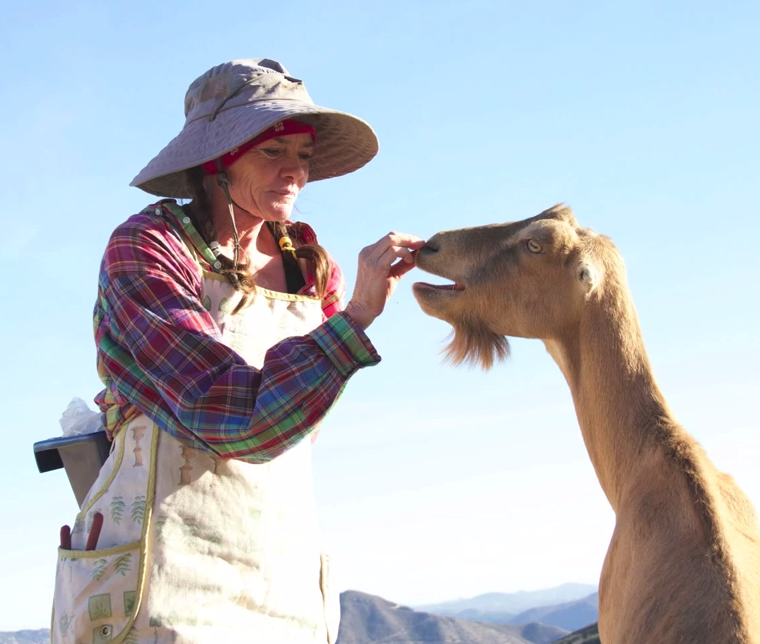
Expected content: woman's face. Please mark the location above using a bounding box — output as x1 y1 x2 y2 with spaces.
225 132 313 222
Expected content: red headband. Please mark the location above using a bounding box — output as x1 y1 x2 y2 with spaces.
201 119 317 174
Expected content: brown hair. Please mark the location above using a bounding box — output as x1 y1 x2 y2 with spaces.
184 166 332 314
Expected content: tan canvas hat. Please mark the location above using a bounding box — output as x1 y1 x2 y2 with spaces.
131 58 379 198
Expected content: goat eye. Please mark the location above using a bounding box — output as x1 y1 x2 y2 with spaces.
527 239 543 254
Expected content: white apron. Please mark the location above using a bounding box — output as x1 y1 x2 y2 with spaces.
52 272 340 644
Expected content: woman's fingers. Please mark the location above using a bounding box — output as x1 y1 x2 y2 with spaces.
388 255 418 279
346 232 425 329
361 235 425 271
374 246 416 269
361 233 425 263
379 232 426 249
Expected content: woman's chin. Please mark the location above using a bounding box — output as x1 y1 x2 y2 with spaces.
236 205 293 225
264 209 295 222
255 198 296 222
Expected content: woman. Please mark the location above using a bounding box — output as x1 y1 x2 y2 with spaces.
52 58 424 644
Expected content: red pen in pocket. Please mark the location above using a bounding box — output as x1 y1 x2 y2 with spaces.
85 512 104 551
60 525 71 550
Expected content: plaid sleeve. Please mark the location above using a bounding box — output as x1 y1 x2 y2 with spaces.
320 259 345 319
95 212 379 463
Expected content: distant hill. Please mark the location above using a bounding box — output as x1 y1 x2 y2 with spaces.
552 622 600 644
519 621 571 644
510 593 598 632
416 583 597 618
0 631 49 644
336 590 568 644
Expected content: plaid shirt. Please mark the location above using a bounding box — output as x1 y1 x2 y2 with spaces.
94 201 379 463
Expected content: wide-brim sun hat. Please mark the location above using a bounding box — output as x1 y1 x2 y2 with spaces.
131 58 379 199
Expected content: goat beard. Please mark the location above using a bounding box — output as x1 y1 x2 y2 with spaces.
443 314 511 370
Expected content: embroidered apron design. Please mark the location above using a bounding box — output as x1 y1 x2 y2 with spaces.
52 272 339 644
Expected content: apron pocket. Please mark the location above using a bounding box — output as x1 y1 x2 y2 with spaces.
53 541 143 644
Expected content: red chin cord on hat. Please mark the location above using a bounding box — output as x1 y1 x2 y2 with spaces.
201 119 316 174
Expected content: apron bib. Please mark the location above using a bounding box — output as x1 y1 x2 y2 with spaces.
52 273 339 644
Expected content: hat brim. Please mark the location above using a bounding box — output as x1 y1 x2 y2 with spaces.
130 100 378 198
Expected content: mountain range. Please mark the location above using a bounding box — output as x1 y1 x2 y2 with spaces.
414 583 599 633
0 584 600 644
336 590 569 644
0 632 49 644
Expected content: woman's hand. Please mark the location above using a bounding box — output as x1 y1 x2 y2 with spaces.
344 232 426 329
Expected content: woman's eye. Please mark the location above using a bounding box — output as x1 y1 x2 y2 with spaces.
260 148 282 158
527 239 543 253
299 152 313 161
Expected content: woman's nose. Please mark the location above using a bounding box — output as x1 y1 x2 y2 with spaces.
281 154 309 183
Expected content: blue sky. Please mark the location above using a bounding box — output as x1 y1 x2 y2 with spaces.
1 0 758 630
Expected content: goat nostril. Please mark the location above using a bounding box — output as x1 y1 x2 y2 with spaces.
422 241 439 253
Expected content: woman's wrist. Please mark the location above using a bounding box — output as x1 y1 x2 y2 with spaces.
343 301 375 330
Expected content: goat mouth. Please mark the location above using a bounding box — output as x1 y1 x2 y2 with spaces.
413 281 465 292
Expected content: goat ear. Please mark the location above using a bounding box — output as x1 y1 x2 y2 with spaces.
577 260 600 295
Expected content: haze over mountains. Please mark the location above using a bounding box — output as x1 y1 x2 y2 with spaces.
509 594 599 633
416 582 598 628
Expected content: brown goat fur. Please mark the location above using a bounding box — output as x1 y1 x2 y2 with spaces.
413 205 760 644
